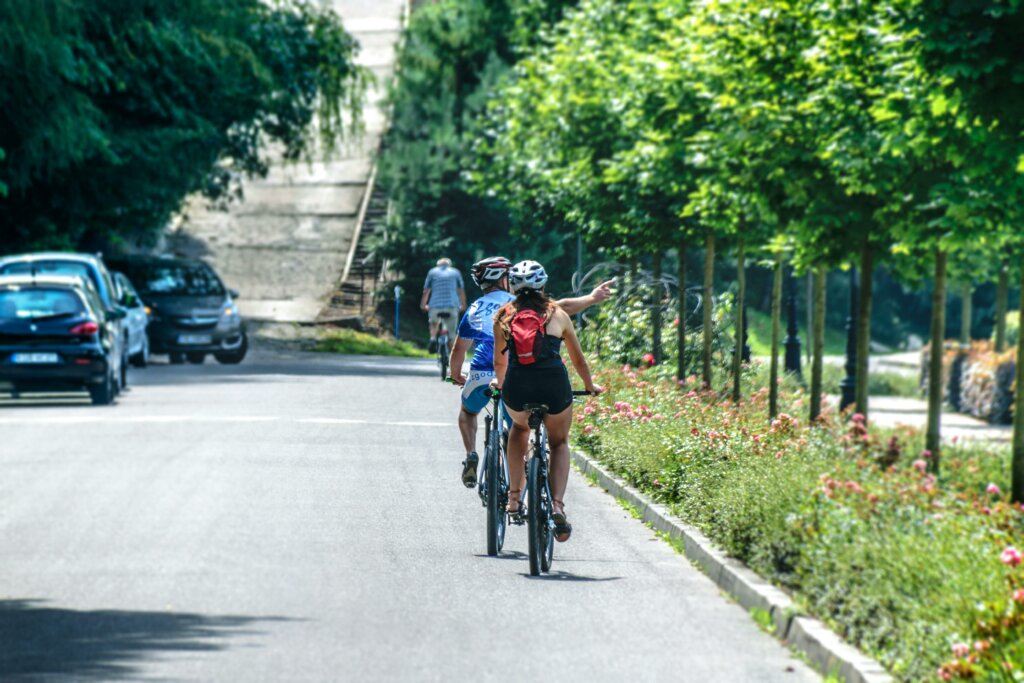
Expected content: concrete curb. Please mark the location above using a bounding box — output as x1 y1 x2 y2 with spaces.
571 450 892 683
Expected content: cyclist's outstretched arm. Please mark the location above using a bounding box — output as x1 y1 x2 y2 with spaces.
559 309 602 394
556 279 614 317
491 318 508 388
449 336 471 385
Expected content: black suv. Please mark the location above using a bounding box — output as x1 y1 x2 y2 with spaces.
106 256 247 365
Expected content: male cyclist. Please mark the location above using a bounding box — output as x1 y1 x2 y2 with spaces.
421 257 466 353
449 256 612 487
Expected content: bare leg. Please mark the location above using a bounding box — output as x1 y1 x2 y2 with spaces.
458 408 478 454
504 412 531 512
544 406 573 539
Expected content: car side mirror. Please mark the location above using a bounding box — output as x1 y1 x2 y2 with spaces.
108 308 128 321
228 288 240 299
122 293 138 308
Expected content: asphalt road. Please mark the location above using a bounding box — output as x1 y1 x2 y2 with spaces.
0 349 818 682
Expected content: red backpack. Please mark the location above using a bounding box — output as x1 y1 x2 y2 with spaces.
508 308 554 366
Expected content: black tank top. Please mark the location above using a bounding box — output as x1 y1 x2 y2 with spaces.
508 334 564 369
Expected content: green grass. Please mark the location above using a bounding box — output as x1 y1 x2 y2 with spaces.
745 308 847 357
314 328 431 358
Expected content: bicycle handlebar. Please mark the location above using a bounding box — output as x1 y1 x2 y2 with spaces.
572 390 595 396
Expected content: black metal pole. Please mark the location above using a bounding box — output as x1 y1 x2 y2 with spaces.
840 267 858 411
784 265 802 376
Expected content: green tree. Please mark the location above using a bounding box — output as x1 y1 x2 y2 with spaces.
0 0 364 253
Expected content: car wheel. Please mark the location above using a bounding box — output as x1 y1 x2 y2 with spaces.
186 352 206 365
169 352 185 365
214 333 248 365
88 371 116 406
120 352 129 389
131 334 150 368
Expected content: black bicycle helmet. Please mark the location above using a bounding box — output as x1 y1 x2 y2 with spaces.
471 256 512 287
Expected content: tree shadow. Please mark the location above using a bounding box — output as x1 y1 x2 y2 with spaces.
0 599 293 681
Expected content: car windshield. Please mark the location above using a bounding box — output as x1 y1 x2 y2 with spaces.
0 288 85 321
0 260 94 284
132 263 224 297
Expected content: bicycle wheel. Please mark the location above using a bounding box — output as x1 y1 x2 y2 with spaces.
438 333 448 381
526 455 547 576
485 435 504 556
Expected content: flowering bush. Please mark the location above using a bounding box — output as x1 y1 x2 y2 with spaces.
573 362 1024 682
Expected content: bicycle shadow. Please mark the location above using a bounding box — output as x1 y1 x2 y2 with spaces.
520 570 622 582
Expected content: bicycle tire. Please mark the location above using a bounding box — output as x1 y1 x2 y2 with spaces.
438 334 448 381
486 435 502 556
526 456 545 576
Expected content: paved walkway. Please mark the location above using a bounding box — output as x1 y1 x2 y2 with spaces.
169 0 404 323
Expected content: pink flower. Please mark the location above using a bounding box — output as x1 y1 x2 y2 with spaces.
1012 589 1024 603
952 642 970 658
642 353 656 365
851 413 865 424
986 483 1002 496
922 449 934 459
912 459 928 474
982 506 992 516
975 640 990 653
1001 547 1022 567
938 669 952 681
584 406 595 415
583 425 594 435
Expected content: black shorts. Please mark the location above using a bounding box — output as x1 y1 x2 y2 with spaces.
502 363 573 415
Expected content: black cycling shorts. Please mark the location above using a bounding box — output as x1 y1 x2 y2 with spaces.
502 363 573 415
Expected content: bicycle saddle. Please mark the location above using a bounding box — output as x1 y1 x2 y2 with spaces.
436 311 452 319
522 402 550 414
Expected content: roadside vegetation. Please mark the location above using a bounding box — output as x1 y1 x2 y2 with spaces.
315 329 430 358
573 363 1024 681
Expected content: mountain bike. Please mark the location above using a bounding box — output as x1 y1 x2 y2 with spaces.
524 390 591 576
478 387 510 556
435 313 451 382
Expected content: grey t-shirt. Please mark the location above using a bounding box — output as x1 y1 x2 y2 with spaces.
424 266 464 309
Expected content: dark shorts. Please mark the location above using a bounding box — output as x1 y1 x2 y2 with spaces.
502 363 573 415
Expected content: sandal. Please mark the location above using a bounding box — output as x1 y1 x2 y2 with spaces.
507 489 526 524
552 500 572 542
461 452 479 488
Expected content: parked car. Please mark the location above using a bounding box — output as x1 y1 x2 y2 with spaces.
112 271 150 367
0 274 125 404
105 256 247 365
0 252 130 389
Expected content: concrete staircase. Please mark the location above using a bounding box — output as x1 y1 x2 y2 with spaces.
166 0 405 326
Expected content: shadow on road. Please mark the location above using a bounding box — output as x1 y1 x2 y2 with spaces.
0 599 292 681
521 570 622 582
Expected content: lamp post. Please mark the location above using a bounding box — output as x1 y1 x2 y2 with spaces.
784 265 802 377
840 268 858 411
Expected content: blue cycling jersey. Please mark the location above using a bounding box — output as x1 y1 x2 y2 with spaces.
457 290 514 371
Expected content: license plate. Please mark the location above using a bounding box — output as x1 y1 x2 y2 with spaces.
11 352 60 364
177 334 212 345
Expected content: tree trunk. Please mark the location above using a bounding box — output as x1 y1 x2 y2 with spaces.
854 242 874 420
960 281 972 347
677 241 687 381
702 233 715 389
810 265 827 422
732 240 746 403
926 249 947 472
652 250 663 364
769 253 783 419
995 267 1009 353
1013 267 1024 502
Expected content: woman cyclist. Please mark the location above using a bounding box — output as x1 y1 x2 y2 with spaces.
490 260 602 542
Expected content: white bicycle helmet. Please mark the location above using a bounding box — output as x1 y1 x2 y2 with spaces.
509 260 548 293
